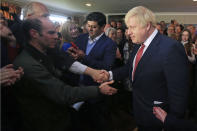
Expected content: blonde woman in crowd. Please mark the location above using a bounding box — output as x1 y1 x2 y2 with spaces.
59 21 80 49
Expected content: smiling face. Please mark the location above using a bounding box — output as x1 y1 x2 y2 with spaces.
70 24 79 39
127 16 148 44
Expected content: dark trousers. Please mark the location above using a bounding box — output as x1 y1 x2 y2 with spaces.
138 125 163 131
1 87 22 131
78 101 112 131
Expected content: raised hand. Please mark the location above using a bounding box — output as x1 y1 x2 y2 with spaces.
99 80 117 95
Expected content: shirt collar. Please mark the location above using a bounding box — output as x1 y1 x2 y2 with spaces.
143 29 158 47
88 33 104 44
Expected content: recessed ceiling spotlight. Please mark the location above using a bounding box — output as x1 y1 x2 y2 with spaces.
85 3 92 6
193 0 197 1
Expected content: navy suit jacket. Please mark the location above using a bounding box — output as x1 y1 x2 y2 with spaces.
112 32 189 127
75 33 117 86
164 114 197 131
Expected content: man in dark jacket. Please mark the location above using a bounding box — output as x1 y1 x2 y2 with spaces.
68 12 117 131
13 17 117 131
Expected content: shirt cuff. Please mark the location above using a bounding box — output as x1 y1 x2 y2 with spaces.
69 61 87 74
109 71 113 81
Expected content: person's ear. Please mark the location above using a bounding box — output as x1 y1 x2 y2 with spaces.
29 29 39 39
146 22 151 31
101 25 105 32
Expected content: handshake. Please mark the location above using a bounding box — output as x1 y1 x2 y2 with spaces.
62 42 116 95
85 67 110 84
85 68 117 95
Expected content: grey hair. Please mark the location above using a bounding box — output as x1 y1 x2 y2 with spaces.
105 27 117 36
22 2 34 19
22 2 48 19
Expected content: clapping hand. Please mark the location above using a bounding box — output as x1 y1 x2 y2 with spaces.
0 64 24 86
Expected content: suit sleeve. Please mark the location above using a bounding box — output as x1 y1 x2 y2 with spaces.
23 64 100 105
112 45 139 81
47 47 75 71
163 42 189 118
164 114 197 131
82 41 117 70
112 57 131 81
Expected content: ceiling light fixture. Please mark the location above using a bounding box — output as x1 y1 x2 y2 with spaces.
85 3 92 7
193 0 197 1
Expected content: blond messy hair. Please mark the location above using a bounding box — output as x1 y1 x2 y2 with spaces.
125 6 156 28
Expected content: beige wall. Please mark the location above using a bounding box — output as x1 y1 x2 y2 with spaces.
106 12 197 25
155 12 197 24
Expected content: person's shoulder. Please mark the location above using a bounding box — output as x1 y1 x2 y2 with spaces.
75 33 88 44
158 34 181 47
157 34 186 57
159 34 175 42
14 49 37 71
14 49 30 62
78 33 89 39
102 34 116 45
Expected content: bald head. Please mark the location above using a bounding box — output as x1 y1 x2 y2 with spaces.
23 2 49 19
23 17 57 53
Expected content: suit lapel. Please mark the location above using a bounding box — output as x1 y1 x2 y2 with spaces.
133 33 161 82
79 34 89 53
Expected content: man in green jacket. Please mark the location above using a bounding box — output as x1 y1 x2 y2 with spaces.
13 17 117 131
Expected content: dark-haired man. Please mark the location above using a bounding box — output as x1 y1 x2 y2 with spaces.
68 12 117 131
13 17 117 131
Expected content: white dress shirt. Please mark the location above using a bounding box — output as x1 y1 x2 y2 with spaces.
109 29 158 81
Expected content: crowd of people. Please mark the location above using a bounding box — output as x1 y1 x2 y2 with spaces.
1 1 197 131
